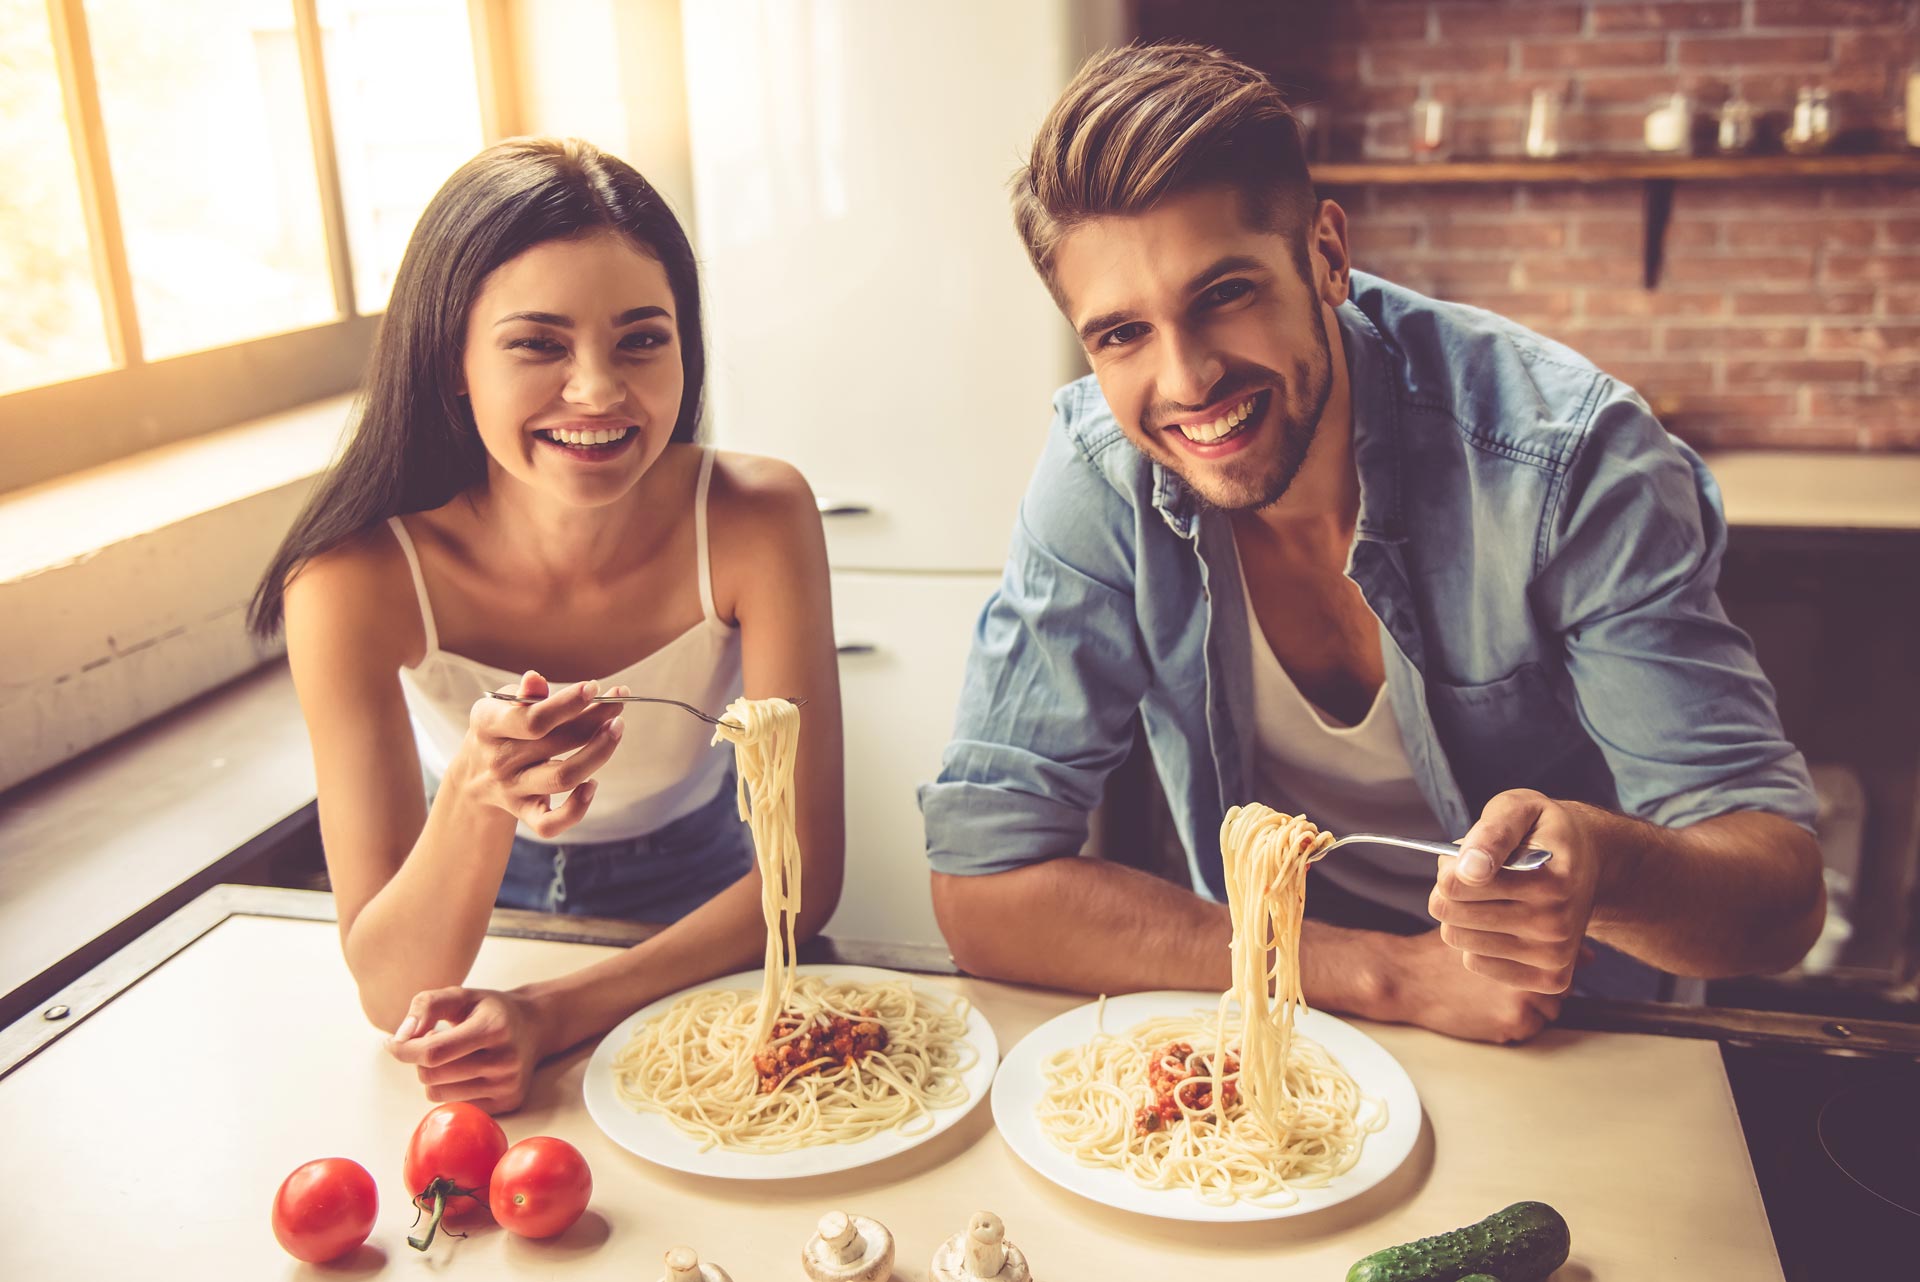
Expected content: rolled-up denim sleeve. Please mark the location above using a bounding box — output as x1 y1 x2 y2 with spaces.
1537 384 1817 832
919 406 1151 876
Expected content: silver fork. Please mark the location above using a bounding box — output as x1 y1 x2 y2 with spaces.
1310 833 1553 871
484 690 807 732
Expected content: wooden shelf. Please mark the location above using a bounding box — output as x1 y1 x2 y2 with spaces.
1311 153 1920 289
1312 153 1920 186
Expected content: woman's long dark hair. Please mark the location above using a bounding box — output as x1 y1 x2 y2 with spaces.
248 137 706 638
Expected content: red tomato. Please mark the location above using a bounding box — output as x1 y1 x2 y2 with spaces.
489 1137 593 1239
403 1102 509 1251
271 1157 378 1263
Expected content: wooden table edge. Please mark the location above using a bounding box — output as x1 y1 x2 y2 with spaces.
7 883 1918 1080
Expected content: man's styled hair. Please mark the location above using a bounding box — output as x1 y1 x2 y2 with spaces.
1011 42 1317 301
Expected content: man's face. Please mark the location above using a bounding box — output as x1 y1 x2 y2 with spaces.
1053 186 1338 512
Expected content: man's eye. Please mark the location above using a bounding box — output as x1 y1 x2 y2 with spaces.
1101 323 1149 349
1206 280 1253 306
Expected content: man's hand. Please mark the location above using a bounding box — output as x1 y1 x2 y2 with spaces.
385 986 562 1114
1378 928 1563 1043
1430 788 1605 995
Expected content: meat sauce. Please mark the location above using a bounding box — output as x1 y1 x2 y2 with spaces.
752 1010 888 1093
1133 1041 1241 1134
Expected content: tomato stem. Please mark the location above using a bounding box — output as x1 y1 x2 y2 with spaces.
406 1178 477 1252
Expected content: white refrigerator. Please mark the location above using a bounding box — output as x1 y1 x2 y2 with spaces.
681 1 1122 946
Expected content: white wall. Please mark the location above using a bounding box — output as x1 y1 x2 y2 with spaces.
0 400 346 791
504 0 699 238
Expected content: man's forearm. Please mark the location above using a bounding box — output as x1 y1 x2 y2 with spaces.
1589 808 1826 977
930 858 1395 1017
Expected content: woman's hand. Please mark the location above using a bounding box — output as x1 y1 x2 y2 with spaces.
385 986 561 1114
455 671 626 838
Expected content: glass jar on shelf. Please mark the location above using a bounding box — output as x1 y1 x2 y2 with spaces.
1644 91 1693 154
1409 96 1448 162
1783 85 1834 155
1716 91 1756 154
1524 86 1565 159
1904 61 1920 150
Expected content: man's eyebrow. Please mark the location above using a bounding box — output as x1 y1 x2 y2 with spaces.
1184 255 1266 294
494 305 670 328
1076 307 1134 345
1074 256 1270 344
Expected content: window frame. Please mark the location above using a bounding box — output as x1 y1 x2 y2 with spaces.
0 0 515 495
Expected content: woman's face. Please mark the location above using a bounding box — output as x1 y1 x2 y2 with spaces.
460 231 685 507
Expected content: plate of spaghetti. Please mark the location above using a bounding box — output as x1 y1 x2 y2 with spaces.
582 697 996 1178
991 805 1421 1221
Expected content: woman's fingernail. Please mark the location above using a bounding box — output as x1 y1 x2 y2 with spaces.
609 717 625 738
1458 847 1494 881
581 680 600 699
392 1015 418 1042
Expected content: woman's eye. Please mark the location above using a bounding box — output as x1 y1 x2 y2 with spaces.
620 331 667 351
506 336 563 354
1101 322 1149 349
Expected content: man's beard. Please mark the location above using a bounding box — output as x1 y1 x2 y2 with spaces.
1163 303 1334 515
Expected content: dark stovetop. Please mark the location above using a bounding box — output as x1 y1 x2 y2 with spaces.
1721 1041 1920 1277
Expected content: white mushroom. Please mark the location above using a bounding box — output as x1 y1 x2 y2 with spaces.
660 1245 733 1282
803 1210 895 1282
931 1211 1030 1282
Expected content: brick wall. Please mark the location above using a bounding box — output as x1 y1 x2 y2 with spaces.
1140 0 1920 450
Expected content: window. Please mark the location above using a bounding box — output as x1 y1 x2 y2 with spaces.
0 0 496 493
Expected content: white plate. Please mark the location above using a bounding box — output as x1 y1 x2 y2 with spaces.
583 963 997 1179
991 991 1422 1222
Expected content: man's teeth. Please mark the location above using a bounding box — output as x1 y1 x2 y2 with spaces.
544 426 632 446
1176 396 1257 443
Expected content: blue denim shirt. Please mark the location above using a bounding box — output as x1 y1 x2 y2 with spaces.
921 271 1816 909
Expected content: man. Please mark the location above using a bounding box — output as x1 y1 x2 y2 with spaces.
919 43 1824 1043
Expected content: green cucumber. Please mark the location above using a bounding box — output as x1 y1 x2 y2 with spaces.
1346 1201 1569 1282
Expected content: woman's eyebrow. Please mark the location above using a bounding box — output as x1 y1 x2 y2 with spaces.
494 305 670 327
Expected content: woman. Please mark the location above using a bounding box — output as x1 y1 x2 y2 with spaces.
250 138 843 1113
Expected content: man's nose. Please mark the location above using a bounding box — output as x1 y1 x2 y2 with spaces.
1158 330 1226 411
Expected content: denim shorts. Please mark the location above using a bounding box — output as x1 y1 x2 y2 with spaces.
491 774 755 922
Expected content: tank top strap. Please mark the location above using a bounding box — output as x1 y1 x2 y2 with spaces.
694 448 719 625
385 515 441 655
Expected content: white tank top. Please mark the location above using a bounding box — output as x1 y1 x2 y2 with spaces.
387 448 742 844
1238 554 1450 924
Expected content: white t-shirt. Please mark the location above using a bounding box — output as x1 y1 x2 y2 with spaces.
1238 555 1451 924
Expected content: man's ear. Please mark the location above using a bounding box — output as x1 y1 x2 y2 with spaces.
1310 198 1352 310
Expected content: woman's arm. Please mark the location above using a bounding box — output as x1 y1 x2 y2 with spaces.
387 455 847 1110
284 538 619 1030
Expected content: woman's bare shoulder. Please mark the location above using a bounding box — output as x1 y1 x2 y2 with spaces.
705 448 816 527
282 521 426 672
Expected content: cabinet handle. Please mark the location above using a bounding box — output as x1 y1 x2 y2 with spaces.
835 641 879 656
817 499 873 517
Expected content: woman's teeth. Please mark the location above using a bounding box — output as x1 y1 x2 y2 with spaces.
1177 396 1257 443
542 426 633 446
